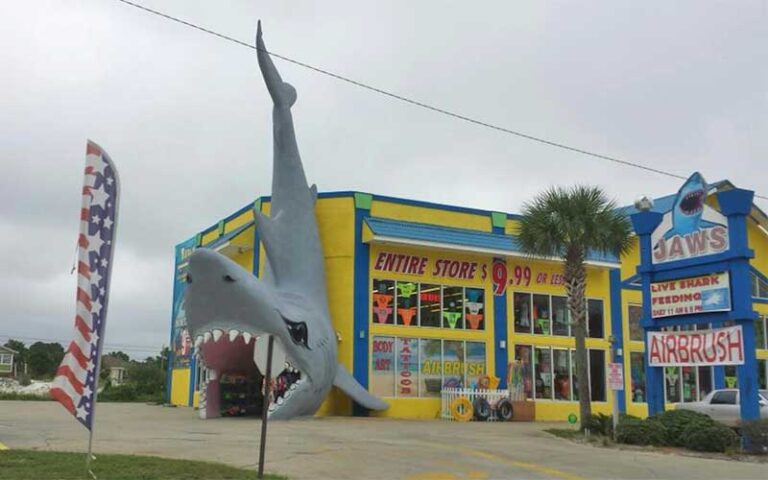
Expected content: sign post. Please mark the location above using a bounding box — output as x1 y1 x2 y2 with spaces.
607 363 624 438
257 335 274 479
630 172 760 428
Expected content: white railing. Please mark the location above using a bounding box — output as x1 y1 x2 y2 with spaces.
441 388 509 422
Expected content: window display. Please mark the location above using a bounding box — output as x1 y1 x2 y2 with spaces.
630 352 645 402
532 294 550 335
513 292 532 333
372 336 487 398
553 349 571 400
665 367 681 403
534 347 552 399
372 280 395 325
514 345 533 399
628 304 643 342
372 279 485 330
370 336 395 397
551 296 569 336
759 359 767 389
419 285 441 328
397 337 419 397
442 287 464 329
587 299 604 339
396 281 418 326
756 316 767 350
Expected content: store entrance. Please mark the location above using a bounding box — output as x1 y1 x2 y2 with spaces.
219 371 263 417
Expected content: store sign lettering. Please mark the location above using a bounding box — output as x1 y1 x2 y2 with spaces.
398 338 415 395
373 252 482 280
650 272 731 319
647 325 744 366
421 360 485 375
653 226 728 264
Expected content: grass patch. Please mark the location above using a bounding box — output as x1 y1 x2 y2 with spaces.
0 393 51 401
0 450 285 480
544 428 583 440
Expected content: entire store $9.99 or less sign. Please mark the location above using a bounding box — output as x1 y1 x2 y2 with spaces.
371 251 565 297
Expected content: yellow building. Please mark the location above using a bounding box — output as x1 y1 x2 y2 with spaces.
168 184 768 421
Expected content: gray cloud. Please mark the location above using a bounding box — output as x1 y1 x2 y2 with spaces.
1 0 766 358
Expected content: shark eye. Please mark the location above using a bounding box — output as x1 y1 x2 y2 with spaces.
186 274 192 284
223 274 236 283
284 318 309 349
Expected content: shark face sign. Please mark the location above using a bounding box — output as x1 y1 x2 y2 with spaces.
651 172 729 264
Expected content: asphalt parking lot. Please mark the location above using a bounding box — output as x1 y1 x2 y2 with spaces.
1 401 765 480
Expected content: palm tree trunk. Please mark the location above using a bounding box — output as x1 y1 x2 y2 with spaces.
564 248 591 429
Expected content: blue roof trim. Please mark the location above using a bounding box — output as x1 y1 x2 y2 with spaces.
364 217 619 264
206 221 254 250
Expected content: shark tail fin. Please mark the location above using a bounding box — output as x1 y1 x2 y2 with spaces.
254 209 283 281
333 364 388 411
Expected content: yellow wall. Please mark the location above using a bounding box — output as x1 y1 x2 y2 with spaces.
170 368 190 406
371 200 491 232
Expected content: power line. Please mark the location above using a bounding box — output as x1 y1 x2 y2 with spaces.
114 0 767 201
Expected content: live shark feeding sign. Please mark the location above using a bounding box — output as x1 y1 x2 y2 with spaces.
651 173 729 264
650 272 731 319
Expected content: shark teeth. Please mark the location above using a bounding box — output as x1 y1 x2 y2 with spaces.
203 332 212 343
212 329 223 342
194 336 203 348
228 329 240 342
242 332 252 344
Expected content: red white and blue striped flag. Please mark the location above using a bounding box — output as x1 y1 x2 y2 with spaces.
51 141 119 430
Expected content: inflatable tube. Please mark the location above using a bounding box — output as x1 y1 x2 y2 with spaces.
473 397 491 421
450 397 474 422
496 398 513 421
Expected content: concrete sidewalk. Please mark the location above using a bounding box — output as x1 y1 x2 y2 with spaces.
0 401 764 479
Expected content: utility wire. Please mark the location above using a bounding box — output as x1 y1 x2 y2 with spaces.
114 0 767 201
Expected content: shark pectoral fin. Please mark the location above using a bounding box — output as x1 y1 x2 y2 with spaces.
699 219 724 230
333 365 389 411
310 184 318 204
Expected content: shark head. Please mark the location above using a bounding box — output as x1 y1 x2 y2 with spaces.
663 172 715 239
184 248 337 418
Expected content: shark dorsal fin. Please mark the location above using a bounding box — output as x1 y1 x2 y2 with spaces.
310 184 318 204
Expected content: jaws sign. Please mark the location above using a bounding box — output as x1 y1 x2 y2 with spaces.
651 173 729 264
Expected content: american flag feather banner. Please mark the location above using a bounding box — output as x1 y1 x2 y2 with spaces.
50 140 119 430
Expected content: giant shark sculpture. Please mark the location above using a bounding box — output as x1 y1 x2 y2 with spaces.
184 22 388 419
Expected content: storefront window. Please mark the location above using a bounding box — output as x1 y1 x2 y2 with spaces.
724 365 738 388
396 337 419 397
552 349 571 400
758 360 767 389
532 294 551 335
442 340 465 388
513 293 532 334
466 342 486 388
551 296 569 336
371 336 395 397
698 367 713 399
682 366 697 402
589 349 606 401
587 299 604 339
514 345 533 399
372 279 395 325
420 339 442 397
419 284 441 328
534 347 552 399
396 282 418 326
630 352 645 403
628 304 643 342
442 287 464 329
756 316 766 350
571 350 580 401
464 288 485 330
665 367 681 403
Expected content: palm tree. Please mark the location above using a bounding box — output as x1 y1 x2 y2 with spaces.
517 186 632 429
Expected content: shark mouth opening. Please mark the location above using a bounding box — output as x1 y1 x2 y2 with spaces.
194 328 304 417
680 189 705 215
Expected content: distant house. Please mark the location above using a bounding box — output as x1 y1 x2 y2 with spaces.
101 355 130 385
0 346 17 377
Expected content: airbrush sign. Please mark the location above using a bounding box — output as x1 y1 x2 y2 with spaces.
651 172 729 264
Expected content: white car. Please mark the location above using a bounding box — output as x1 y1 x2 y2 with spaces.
675 389 768 427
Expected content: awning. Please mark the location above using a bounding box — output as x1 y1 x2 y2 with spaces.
363 217 619 267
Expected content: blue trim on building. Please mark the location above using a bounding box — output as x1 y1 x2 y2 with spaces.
206 222 254 250
609 268 626 414
165 264 177 404
352 205 371 416
490 219 509 387
364 217 619 264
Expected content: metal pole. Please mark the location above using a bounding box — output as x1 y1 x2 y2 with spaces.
258 335 274 479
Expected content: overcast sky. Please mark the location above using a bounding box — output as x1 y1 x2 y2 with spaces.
1 1 766 359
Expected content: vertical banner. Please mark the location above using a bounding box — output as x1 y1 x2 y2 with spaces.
50 141 119 429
